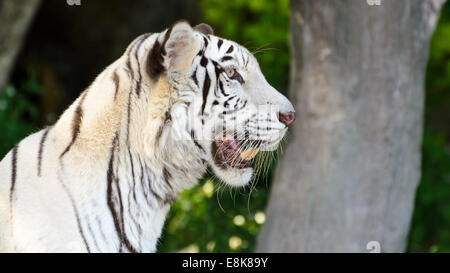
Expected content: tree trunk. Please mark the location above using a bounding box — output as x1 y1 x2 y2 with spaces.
257 0 445 253
0 0 40 90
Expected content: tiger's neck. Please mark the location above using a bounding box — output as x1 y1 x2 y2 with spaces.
53 55 206 252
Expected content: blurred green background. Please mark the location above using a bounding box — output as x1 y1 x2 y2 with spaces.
1 0 450 252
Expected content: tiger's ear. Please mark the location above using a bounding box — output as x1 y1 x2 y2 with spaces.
165 21 200 75
193 23 214 35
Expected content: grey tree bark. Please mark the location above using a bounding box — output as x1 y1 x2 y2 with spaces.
257 0 445 253
0 0 40 91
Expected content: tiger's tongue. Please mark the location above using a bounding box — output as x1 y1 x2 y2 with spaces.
224 138 239 150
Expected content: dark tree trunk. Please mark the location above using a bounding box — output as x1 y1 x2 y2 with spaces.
257 0 445 252
0 0 40 90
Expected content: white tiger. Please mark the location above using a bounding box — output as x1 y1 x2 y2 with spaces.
0 21 295 252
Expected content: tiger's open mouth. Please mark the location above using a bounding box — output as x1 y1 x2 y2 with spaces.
212 137 261 169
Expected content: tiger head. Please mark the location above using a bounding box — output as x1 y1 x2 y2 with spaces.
148 21 295 187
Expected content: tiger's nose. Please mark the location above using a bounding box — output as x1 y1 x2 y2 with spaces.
278 111 296 127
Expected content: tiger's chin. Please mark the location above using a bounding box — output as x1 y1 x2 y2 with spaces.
211 165 254 187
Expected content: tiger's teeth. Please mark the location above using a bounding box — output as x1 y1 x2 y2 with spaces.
240 148 260 160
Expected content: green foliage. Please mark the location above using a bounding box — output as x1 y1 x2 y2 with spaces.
0 73 41 158
158 177 270 253
408 131 450 252
425 3 450 113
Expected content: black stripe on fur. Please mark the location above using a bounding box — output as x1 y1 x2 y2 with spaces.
37 127 50 176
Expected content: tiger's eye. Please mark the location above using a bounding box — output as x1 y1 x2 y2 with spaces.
225 67 244 84
227 68 236 78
